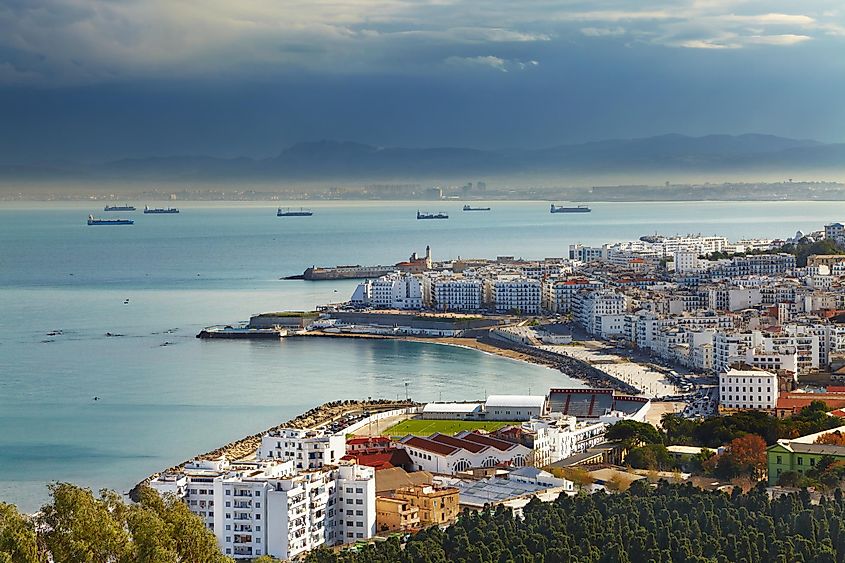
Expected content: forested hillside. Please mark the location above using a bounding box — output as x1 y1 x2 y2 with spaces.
302 482 845 563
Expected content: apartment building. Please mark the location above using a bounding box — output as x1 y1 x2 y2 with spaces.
350 273 422 310
484 276 542 315
574 289 627 337
718 368 778 413
542 277 603 313
394 485 460 526
151 459 376 560
257 428 346 470
423 274 484 312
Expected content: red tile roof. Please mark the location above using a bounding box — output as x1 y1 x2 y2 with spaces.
428 433 487 454
400 436 459 456
455 431 517 451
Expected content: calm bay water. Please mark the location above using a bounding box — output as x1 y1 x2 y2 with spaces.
1 199 843 512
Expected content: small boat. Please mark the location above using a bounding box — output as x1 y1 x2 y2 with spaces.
88 215 133 225
463 205 491 211
103 204 136 211
550 204 591 213
277 208 314 216
417 210 449 220
144 206 179 214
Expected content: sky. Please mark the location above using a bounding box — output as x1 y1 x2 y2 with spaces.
0 0 844 163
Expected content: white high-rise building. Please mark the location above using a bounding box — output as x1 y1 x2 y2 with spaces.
350 273 422 310
151 459 375 560
424 274 484 311
542 277 603 313
718 368 778 412
574 289 627 337
257 428 346 470
484 276 542 314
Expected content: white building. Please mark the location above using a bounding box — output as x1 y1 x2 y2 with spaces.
258 428 346 470
485 277 542 315
718 368 778 412
399 432 531 473
350 273 422 310
151 459 376 560
542 277 603 313
424 274 484 312
484 395 547 421
574 289 627 337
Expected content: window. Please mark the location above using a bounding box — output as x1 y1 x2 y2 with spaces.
777 456 782 464
355 488 363 494
357 533 363 538
356 499 363 505
798 457 803 466
356 510 363 516
811 458 816 467
255 502 260 508
356 521 363 527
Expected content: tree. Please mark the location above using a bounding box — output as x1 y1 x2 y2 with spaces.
816 432 845 446
558 467 595 492
0 503 40 563
606 420 663 448
626 444 672 471
719 434 767 480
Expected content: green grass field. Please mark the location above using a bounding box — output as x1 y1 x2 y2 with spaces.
384 418 518 438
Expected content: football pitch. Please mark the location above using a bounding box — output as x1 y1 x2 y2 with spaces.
383 418 517 438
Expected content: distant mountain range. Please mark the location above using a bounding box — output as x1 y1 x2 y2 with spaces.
3 134 844 182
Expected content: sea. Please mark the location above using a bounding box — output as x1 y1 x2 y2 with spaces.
1 199 842 512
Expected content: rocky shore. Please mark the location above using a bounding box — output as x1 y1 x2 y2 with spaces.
130 398 416 501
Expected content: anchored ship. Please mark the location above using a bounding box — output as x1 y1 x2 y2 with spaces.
88 214 133 225
144 206 179 214
103 204 136 211
277 208 314 216
550 204 591 213
463 205 491 211
417 210 449 220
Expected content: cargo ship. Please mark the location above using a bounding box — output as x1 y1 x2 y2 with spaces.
104 204 136 211
277 208 314 216
144 206 179 214
463 205 491 211
550 204 591 213
88 214 133 225
417 211 449 220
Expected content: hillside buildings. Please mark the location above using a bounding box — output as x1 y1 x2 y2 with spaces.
151 458 376 560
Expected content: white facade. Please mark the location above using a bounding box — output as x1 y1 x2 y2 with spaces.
258 428 346 470
399 434 531 474
574 289 627 336
542 278 603 313
718 368 778 411
485 277 542 314
350 273 422 310
151 460 375 560
484 395 547 421
424 274 484 311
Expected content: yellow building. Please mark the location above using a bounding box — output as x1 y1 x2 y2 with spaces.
394 485 460 526
376 496 420 533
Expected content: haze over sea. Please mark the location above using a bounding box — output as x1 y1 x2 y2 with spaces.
1 199 842 512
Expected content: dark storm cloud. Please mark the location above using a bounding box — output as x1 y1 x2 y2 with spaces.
0 0 843 161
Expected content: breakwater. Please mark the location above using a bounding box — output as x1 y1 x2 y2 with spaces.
130 398 416 501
